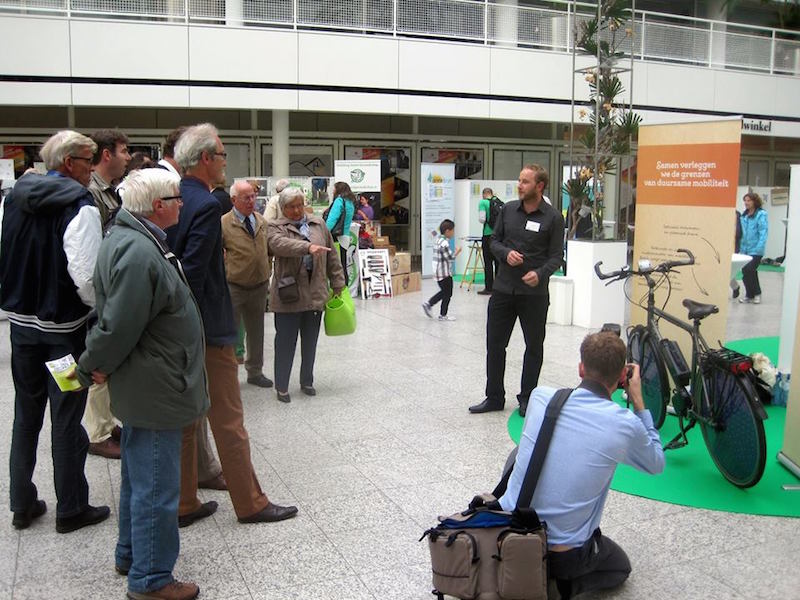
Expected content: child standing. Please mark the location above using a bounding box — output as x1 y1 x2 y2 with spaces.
422 219 461 321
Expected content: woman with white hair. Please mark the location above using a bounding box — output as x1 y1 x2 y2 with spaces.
267 187 345 403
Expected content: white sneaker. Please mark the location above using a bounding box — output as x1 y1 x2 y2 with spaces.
422 302 433 318
753 295 761 304
739 296 751 304
438 315 456 321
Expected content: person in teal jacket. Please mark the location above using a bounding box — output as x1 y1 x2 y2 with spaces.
76 169 208 600
739 191 768 304
325 181 356 282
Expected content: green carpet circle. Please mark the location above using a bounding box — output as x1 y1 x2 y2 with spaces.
507 336 798 517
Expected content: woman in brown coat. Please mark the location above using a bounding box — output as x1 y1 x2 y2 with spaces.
268 187 345 403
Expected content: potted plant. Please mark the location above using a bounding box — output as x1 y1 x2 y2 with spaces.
565 0 641 240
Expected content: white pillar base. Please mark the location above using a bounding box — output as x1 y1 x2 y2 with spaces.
567 240 627 329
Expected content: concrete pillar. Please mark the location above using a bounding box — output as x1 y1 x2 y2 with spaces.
225 0 243 27
706 0 727 68
494 0 518 47
272 110 289 178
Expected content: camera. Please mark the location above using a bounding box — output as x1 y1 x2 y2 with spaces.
618 365 633 390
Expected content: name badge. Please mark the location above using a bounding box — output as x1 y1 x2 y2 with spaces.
526 220 541 232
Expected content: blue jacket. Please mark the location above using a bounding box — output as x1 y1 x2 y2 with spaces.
739 208 768 256
166 177 237 346
325 196 355 236
0 172 100 332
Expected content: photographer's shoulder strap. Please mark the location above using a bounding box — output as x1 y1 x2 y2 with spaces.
515 387 574 510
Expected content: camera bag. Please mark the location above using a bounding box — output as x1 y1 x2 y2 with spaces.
421 388 574 600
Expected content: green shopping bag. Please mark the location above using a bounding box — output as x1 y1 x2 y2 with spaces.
324 289 356 336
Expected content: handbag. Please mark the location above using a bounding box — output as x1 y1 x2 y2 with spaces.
277 276 299 304
322 198 347 237
421 388 574 600
324 289 356 336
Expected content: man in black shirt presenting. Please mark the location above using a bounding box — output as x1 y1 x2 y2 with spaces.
469 164 564 417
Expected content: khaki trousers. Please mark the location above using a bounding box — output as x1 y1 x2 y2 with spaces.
179 345 269 519
228 281 269 378
83 382 117 443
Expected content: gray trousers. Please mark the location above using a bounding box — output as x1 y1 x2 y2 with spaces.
229 281 269 378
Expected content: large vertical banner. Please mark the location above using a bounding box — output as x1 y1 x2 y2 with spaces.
778 290 800 479
633 119 741 355
420 163 456 277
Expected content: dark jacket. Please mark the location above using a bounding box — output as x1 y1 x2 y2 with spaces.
166 176 237 346
0 172 100 332
78 209 209 429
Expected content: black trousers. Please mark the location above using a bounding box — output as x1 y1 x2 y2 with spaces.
481 234 497 291
485 291 549 404
427 276 453 316
741 254 762 298
9 323 90 518
274 310 322 392
549 529 631 599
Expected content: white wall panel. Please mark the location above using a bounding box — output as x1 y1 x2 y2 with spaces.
0 17 70 77
298 32 398 89
398 95 489 118
713 70 775 115
70 21 188 79
640 63 715 111
490 48 575 102
298 90 398 113
72 84 189 107
189 27 297 84
490 100 571 123
399 40 490 94
770 75 800 118
0 82 71 105
190 86 297 110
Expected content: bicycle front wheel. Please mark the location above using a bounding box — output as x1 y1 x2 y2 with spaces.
638 331 670 429
698 365 767 488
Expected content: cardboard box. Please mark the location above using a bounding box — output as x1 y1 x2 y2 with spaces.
391 271 421 296
388 244 396 255
373 236 390 248
391 252 411 275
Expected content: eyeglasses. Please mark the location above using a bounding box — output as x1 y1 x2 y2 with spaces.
213 152 227 159
161 195 182 202
69 156 93 163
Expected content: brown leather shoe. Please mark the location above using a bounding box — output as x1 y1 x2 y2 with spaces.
127 580 200 600
88 438 121 459
238 502 298 524
198 473 227 491
178 500 218 528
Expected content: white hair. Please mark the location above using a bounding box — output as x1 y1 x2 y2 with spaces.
275 178 290 193
119 169 180 216
278 186 305 209
39 130 97 171
230 180 253 197
174 123 219 170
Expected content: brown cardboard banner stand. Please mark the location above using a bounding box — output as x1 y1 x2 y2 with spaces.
632 119 742 359
778 282 800 480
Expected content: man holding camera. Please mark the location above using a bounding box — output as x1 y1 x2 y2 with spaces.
498 331 665 599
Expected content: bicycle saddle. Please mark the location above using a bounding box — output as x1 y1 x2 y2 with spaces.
682 298 719 320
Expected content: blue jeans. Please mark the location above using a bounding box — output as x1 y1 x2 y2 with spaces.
9 324 90 518
116 426 182 594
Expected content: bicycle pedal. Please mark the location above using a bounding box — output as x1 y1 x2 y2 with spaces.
665 439 688 450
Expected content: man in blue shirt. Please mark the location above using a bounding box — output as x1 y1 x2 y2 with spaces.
499 331 665 599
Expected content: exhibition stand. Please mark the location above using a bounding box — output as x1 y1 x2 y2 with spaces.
566 239 626 329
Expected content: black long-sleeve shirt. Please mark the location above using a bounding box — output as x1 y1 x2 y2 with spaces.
490 199 565 296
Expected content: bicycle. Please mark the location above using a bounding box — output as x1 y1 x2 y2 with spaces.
594 248 768 488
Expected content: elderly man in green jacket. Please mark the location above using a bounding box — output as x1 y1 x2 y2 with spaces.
76 169 207 600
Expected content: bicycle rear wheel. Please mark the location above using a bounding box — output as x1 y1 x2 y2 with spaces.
637 330 670 429
698 365 767 488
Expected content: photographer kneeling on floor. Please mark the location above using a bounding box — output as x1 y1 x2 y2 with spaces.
497 331 665 599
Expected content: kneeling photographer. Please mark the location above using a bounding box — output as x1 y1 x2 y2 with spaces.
497 331 665 599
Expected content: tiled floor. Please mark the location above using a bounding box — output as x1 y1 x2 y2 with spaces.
0 270 796 599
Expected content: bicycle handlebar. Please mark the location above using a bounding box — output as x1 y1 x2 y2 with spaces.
594 248 695 281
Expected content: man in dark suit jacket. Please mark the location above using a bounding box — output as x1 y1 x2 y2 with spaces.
167 123 297 527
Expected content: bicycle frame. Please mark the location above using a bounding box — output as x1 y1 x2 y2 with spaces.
639 272 713 426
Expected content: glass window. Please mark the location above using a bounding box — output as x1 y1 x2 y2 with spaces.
420 148 484 179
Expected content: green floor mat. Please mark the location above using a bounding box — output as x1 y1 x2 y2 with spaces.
734 263 785 280
507 336 798 517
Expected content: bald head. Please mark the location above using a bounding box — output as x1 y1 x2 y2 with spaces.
231 180 257 217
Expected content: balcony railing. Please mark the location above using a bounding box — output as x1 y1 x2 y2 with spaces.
2 0 799 76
